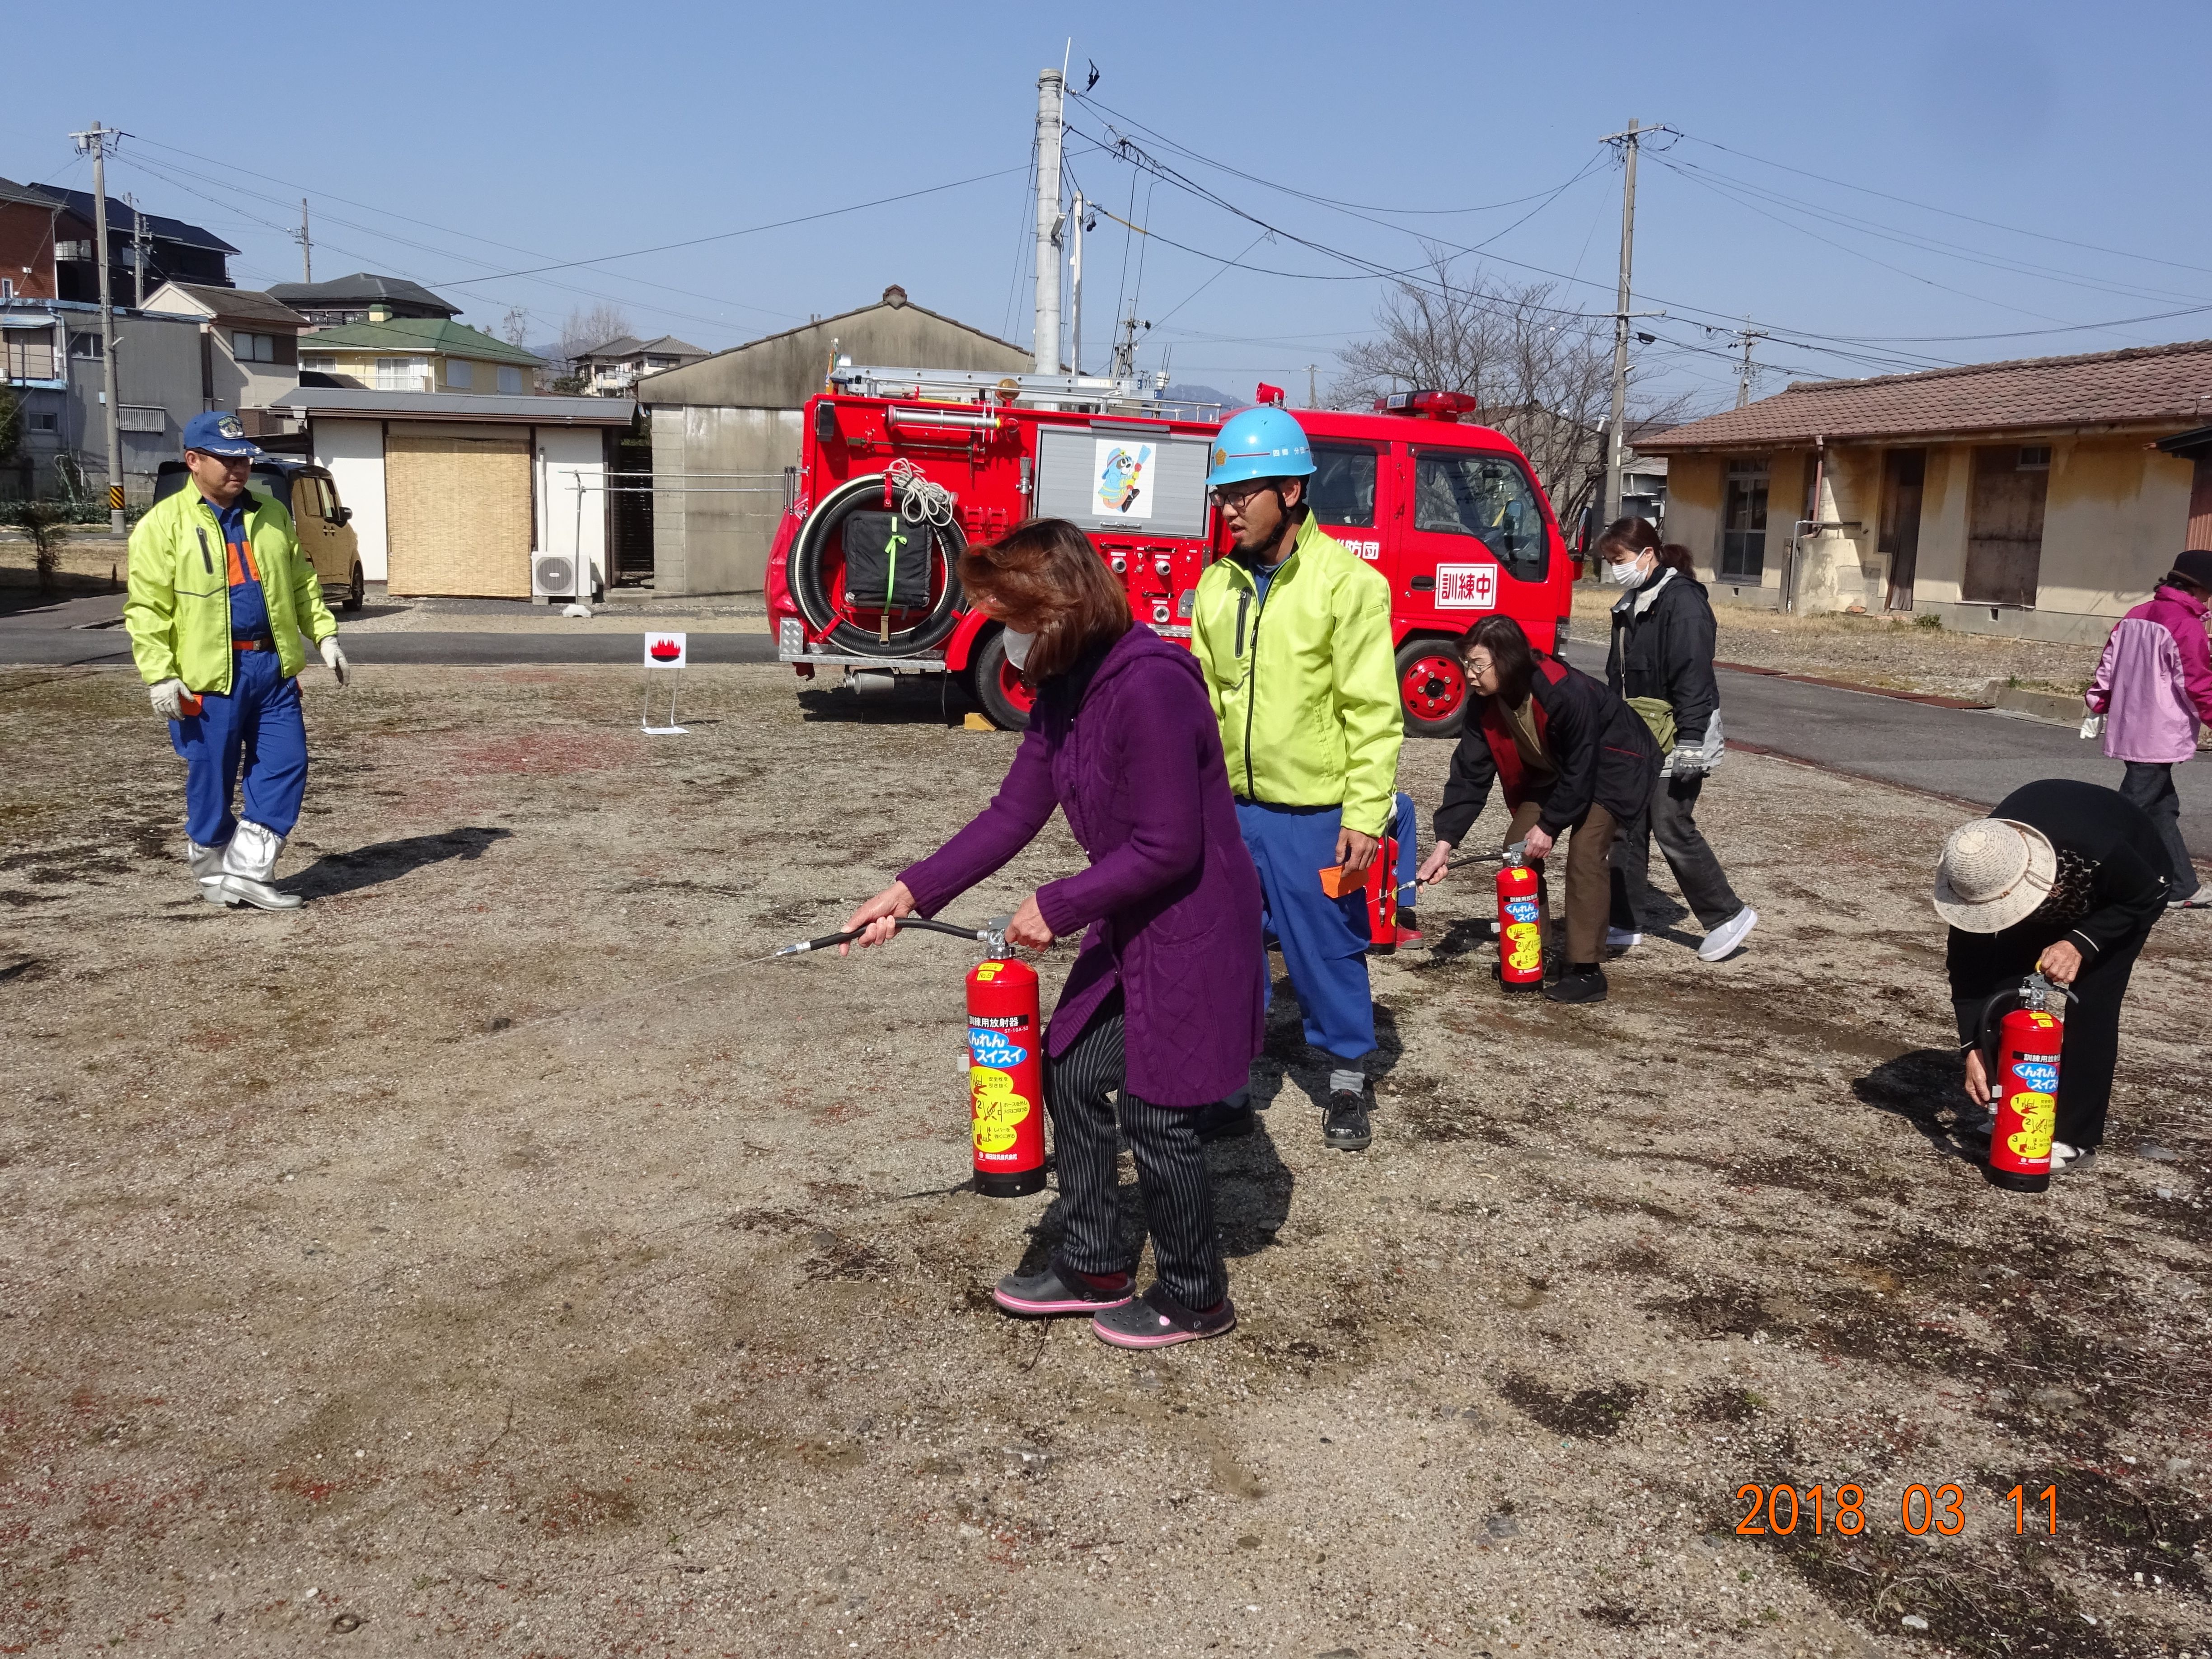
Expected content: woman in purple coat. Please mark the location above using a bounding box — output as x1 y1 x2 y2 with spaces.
841 520 1265 1348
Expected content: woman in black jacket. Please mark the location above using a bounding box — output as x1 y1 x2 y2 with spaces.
1415 615 1657 1003
1597 518 1759 964
1937 778 2171 1172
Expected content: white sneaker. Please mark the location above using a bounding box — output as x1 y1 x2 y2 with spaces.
1697 905 1758 962
2048 1139 2094 1175
1605 926 1641 953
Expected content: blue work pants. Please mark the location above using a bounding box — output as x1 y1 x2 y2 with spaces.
1235 800 1375 1062
170 649 308 845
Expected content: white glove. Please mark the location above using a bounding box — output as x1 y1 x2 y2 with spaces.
2079 712 2105 740
1667 745 1710 778
319 636 349 686
149 679 189 720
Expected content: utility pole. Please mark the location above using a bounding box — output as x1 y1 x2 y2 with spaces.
1069 190 1084 375
1734 317 1769 409
1110 311 1149 380
73 121 125 539
1307 364 1318 408
127 194 148 309
1600 117 1642 531
1032 67 1064 375
294 198 312 283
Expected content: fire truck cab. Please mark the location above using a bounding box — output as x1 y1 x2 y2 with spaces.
768 368 1572 736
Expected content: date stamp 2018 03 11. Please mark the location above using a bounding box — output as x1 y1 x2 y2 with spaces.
1735 1482 2060 1538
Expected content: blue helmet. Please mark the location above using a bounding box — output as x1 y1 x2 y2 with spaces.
1206 404 1314 489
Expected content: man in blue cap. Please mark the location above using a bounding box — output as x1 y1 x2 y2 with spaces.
123 411 347 909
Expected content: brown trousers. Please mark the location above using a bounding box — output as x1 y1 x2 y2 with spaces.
1506 799 1620 968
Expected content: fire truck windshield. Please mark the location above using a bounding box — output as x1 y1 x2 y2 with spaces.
1413 450 1549 581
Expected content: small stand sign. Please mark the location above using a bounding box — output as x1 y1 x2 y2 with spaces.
642 632 688 735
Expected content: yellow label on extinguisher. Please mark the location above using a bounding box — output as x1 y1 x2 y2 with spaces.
1504 922 1543 975
970 1067 1032 1154
2005 1091 2056 1162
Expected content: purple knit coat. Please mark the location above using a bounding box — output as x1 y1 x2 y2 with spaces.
900 625 1265 1107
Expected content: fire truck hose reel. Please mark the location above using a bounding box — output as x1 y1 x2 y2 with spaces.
788 473 966 656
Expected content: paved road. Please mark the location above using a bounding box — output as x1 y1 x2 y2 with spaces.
4 592 2202 859
1560 640 2211 859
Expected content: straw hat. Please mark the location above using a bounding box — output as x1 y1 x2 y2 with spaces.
1932 817 2058 932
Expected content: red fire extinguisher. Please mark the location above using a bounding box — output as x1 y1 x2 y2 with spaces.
1496 845 1544 994
1978 973 2064 1193
1361 831 1400 955
967 957 1047 1197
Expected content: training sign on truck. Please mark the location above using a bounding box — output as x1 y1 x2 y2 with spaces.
1094 439 1155 519
1434 564 1499 610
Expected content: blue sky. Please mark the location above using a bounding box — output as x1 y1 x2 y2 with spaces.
8 0 2211 414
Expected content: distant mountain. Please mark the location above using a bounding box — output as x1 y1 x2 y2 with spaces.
1158 381 1239 410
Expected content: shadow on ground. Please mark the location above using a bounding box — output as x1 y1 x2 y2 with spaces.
290 825 513 900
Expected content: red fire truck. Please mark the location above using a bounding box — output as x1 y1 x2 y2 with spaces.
767 367 1575 736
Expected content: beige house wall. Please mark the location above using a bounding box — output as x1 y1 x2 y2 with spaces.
1662 435 2194 642
649 404 803 595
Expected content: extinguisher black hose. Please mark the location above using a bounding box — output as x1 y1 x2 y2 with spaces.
774 914 1005 958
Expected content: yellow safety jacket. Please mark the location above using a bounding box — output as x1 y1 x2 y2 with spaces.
1191 515 1403 837
124 484 336 693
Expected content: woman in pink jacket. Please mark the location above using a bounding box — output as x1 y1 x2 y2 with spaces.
2085 548 2212 902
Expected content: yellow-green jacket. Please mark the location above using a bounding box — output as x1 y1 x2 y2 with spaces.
124 484 337 693
1192 515 1403 837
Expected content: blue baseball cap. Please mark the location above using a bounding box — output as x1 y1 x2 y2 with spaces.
181 410 263 459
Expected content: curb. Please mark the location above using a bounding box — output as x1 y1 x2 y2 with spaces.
1987 686 2086 727
1713 660 1994 710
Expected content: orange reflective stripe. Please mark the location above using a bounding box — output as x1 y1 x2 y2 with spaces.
225 537 260 585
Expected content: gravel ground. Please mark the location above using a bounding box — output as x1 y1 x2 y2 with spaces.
3 663 2208 1657
1571 588 2108 701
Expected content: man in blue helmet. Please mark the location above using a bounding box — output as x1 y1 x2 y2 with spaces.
124 411 347 909
1190 403 1403 1150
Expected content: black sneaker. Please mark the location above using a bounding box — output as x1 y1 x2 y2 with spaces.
1091 1284 1237 1349
1190 1098 1256 1142
1323 1090 1372 1152
1543 966 1609 1004
992 1258 1135 1317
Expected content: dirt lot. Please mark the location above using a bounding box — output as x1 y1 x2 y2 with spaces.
1570 587 2107 702
3 663 2208 1658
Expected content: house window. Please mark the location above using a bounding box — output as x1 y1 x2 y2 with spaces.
1720 459 1769 581
446 358 473 389
3 327 59 381
497 365 523 395
2016 445 2051 471
70 332 104 360
232 332 275 362
301 354 333 374
374 356 429 391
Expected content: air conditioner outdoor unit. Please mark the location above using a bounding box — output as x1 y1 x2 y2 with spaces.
530 550 581 598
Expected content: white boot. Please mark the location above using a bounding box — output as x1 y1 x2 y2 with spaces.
188 839 237 906
218 821 303 911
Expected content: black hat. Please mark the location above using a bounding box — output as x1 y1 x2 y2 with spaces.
2169 549 2212 591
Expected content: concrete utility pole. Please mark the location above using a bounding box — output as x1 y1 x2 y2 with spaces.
72 121 125 538
127 194 147 309
1069 190 1084 375
295 198 312 283
1307 364 1318 408
1032 67 1064 374
1734 317 1769 409
1601 117 1641 531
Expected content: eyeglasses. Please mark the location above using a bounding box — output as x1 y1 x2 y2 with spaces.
1209 479 1275 509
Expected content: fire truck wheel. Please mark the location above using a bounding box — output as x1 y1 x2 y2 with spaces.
787 473 966 657
967 628 1036 732
1395 637 1469 738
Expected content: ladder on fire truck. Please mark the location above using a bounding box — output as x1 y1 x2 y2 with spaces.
827 364 1224 422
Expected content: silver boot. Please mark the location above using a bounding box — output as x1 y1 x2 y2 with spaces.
217 821 303 911
188 839 237 905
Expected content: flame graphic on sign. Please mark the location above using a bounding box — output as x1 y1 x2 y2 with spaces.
648 640 681 662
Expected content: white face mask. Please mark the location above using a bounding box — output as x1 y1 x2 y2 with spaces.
1605 553 1652 588
1001 628 1036 670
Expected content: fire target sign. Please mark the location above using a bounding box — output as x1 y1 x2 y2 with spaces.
643 632 688 668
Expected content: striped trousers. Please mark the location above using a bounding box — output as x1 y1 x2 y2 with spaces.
1049 995 1228 1309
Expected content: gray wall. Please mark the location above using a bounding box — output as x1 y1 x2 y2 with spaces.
643 298 1030 595
58 309 204 503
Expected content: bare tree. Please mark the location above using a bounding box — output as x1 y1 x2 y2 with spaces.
558 303 633 362
1334 255 1696 535
501 307 530 349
